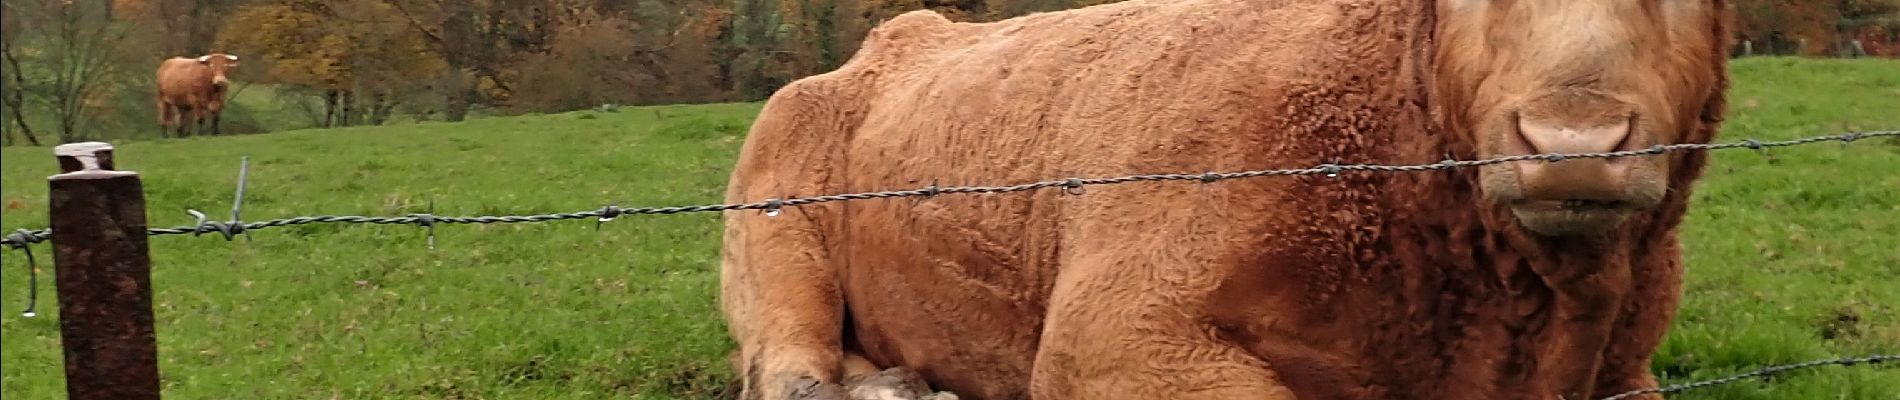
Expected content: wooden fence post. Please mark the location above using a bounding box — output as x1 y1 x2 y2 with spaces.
48 142 161 400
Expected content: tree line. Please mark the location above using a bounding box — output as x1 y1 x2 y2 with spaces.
2 0 1896 146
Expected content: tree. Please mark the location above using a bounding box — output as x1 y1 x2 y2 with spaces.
212 0 448 127
1729 0 1897 56
1838 0 1900 57
8 0 131 143
382 0 563 121
113 0 240 56
1 0 43 146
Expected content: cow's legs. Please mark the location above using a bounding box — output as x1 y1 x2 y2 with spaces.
1030 268 1297 399
1029 215 1298 400
192 107 208 137
722 78 864 400
155 99 172 138
722 210 847 400
174 105 194 138
205 100 224 136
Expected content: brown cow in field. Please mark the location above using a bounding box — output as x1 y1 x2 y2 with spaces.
721 1 1733 400
156 53 240 138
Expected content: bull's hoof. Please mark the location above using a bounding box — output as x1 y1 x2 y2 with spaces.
788 376 849 400
844 367 959 400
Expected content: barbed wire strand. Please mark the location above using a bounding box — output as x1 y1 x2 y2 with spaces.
1 130 1892 249
1593 354 1895 400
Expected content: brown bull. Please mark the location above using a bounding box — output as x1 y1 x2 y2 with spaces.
721 1 1733 399
156 53 240 138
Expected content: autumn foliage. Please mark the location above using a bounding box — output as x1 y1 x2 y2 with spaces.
2 0 1896 145
1732 0 1900 56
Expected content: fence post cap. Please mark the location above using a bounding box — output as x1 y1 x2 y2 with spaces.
52 141 136 179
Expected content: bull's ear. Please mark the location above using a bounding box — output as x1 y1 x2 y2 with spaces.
197 55 210 63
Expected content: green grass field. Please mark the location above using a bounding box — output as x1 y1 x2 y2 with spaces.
2 57 1897 399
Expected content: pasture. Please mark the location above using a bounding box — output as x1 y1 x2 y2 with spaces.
1 57 1897 399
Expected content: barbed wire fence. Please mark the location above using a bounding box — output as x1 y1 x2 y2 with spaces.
7 131 1896 248
2 130 1896 400
1595 354 1896 400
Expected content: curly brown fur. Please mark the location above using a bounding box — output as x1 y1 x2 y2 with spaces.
721 1 1732 399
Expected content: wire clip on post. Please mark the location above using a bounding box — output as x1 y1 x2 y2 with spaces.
8 233 38 318
187 209 243 241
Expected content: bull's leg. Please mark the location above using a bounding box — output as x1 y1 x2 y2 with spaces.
210 112 222 136
722 210 848 400
175 105 194 138
155 100 172 138
1030 270 1298 399
1029 221 1297 399
192 107 208 137
722 78 863 400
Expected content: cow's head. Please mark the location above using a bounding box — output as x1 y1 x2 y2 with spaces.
1434 0 1730 237
196 53 240 87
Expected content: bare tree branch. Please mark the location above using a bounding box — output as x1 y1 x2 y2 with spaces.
0 18 42 146
383 0 447 46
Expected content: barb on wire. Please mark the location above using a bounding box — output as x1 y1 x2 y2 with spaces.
763 198 784 217
597 202 621 230
0 130 1892 249
409 199 437 250
1594 354 1896 400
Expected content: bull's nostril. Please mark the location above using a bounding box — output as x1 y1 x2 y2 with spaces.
1515 117 1633 155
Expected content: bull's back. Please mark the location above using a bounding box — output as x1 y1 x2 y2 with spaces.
820 0 1390 398
155 58 207 102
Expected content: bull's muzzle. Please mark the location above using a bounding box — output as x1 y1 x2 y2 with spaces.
212 77 230 87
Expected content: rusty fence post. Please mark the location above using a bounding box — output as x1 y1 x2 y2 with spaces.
48 142 162 400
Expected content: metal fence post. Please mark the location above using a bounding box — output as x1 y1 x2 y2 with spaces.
48 142 161 400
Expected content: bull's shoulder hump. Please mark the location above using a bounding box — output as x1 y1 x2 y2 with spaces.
848 10 962 68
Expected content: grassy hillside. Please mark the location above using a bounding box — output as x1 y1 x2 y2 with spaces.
2 57 1897 399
